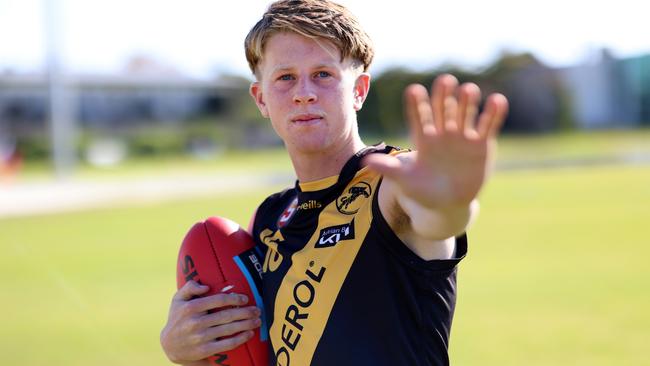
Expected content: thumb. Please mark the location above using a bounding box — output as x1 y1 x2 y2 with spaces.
362 154 405 181
175 280 210 301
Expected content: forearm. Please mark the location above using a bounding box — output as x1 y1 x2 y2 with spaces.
398 194 479 240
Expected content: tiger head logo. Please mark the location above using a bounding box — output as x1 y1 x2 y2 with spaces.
336 181 372 215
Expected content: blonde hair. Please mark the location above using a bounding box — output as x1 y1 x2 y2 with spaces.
245 0 374 75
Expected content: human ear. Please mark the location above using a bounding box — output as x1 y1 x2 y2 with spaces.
353 73 371 111
249 82 269 118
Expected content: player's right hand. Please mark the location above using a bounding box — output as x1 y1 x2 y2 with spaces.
160 280 262 364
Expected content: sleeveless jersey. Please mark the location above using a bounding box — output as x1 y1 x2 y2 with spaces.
251 144 467 366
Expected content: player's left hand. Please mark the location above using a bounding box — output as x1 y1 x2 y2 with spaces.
364 74 508 209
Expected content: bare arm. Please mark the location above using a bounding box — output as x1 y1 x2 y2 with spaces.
365 74 508 259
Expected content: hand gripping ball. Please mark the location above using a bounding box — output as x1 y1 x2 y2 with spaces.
177 216 268 366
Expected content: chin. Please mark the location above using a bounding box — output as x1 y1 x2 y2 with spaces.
286 135 333 154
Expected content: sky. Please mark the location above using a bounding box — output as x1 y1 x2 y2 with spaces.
0 0 648 79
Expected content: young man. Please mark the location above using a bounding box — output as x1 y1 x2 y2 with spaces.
161 1 508 365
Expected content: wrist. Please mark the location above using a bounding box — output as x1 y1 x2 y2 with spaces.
399 196 477 240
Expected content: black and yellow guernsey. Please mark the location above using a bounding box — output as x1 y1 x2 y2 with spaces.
251 144 468 366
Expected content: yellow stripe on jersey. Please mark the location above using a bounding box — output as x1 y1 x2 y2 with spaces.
299 174 340 192
269 168 380 366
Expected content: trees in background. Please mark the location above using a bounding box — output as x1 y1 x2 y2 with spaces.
2 50 648 162
359 52 575 138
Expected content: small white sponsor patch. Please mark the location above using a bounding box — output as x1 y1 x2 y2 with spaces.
316 219 355 248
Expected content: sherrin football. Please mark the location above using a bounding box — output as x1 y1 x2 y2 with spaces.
176 216 268 366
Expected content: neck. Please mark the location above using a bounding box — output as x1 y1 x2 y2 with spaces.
289 136 366 183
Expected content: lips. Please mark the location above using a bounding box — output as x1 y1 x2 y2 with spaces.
291 114 323 123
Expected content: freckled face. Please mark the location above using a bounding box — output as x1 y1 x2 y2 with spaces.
250 32 368 155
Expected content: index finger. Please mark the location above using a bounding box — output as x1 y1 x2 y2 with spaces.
174 280 210 301
403 84 429 145
189 292 249 313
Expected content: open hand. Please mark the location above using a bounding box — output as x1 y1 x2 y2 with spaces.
364 74 508 209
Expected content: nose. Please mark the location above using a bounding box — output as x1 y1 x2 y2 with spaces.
293 79 317 104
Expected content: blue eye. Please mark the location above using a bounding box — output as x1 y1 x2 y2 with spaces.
316 71 331 78
278 74 293 81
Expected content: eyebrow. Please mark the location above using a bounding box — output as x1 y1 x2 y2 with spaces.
313 63 337 70
271 65 293 74
270 63 337 75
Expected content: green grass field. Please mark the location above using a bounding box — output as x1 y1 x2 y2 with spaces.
1 131 649 365
451 165 650 365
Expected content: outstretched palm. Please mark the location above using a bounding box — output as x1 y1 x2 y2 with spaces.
365 74 509 209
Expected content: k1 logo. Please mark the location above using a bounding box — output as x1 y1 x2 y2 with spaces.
316 220 355 248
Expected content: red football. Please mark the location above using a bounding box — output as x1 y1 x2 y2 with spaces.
176 216 268 366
